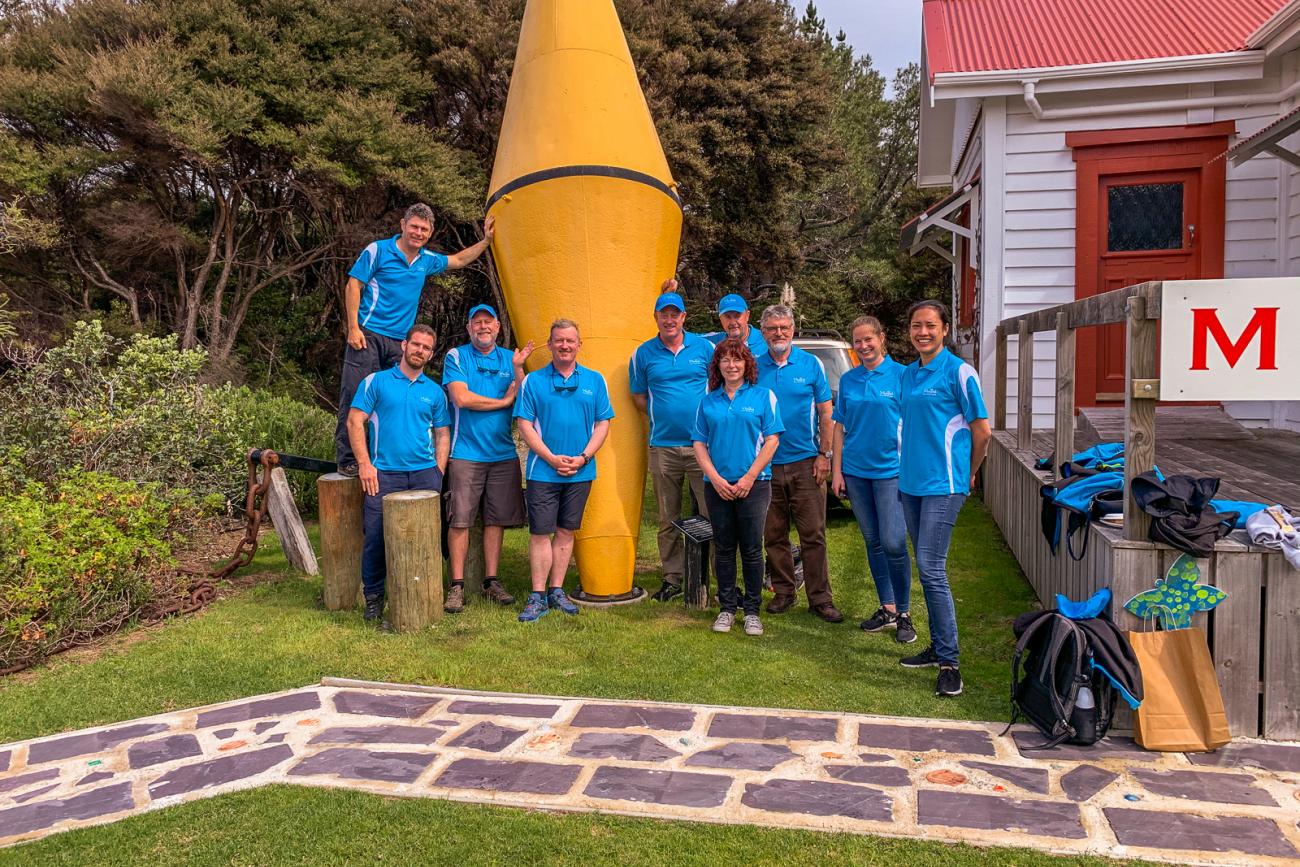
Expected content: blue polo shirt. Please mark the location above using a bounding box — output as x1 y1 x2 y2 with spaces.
690 384 784 484
899 349 988 497
350 366 451 472
704 326 768 358
442 343 517 463
756 347 832 465
628 332 713 447
514 363 615 484
348 235 449 339
833 356 905 479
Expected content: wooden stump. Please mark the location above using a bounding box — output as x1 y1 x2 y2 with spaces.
383 490 443 632
464 519 486 596
318 473 364 610
267 467 318 575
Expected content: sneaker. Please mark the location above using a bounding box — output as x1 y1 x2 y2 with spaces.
743 614 764 636
766 593 796 614
811 602 844 623
895 612 918 644
711 611 736 633
338 462 359 478
936 665 963 697
859 607 898 633
363 594 383 623
518 592 549 623
547 587 579 615
483 580 515 606
444 583 465 614
651 581 683 603
900 644 941 668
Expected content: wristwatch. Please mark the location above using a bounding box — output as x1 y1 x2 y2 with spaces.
820 450 833 459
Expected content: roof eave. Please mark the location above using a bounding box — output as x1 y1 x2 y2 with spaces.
1247 0 1300 52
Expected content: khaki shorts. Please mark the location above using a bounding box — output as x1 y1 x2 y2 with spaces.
446 458 526 528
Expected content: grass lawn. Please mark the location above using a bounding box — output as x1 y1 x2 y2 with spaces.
0 491 1091 865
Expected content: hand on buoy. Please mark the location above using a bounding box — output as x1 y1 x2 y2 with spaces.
483 214 496 242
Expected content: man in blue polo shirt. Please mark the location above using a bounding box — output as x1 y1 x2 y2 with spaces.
705 293 769 357
442 304 535 613
335 202 496 474
347 323 452 625
513 319 615 622
755 304 842 623
629 281 714 602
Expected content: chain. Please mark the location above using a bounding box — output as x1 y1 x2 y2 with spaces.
210 449 279 581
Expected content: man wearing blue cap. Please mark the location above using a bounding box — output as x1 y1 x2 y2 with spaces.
629 279 715 602
441 303 535 613
705 292 768 358
335 203 497 475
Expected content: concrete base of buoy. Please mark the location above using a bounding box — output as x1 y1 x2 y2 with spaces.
570 586 648 608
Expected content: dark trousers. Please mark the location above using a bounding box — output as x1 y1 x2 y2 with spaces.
705 481 771 616
335 329 405 466
361 467 444 599
764 457 831 605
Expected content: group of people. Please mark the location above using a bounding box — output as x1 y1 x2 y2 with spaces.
336 205 991 699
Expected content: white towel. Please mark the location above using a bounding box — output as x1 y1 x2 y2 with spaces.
1246 505 1300 569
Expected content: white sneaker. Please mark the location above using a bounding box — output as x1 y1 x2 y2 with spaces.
743 614 764 636
712 611 735 633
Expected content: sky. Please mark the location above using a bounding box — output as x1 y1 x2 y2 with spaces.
811 0 922 86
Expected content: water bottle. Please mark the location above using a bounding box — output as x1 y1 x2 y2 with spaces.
1070 683 1099 745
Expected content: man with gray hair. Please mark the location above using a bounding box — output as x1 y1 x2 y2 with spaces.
755 304 842 622
335 203 497 474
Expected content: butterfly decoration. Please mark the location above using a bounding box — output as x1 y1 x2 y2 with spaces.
1123 554 1228 630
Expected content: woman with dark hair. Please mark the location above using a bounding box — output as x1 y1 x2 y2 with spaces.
831 316 915 643
691 339 784 636
897 300 990 697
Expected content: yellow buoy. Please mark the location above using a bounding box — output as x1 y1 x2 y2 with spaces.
488 0 682 599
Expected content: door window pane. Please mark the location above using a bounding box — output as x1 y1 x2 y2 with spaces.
1107 182 1183 251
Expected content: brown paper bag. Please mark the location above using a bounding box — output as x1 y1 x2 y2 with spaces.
1129 627 1230 752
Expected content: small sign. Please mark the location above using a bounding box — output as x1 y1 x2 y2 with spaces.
1161 278 1299 401
672 516 713 543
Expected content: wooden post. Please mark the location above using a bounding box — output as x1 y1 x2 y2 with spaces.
994 324 1008 431
1053 311 1076 479
1016 319 1034 450
463 519 486 596
383 490 443 632
318 473 364 610
1124 295 1157 542
266 467 318 575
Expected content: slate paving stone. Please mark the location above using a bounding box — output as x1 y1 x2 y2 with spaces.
446 722 528 753
12 784 59 804
253 722 278 735
686 742 796 771
1130 768 1276 807
148 745 294 800
195 692 320 728
445 701 559 719
0 767 60 794
0 782 135 838
1060 765 1117 802
708 713 838 742
857 723 995 757
76 772 114 787
825 764 912 787
309 725 444 746
741 779 893 821
288 748 436 784
333 691 442 719
858 753 892 763
265 734 286 744
27 723 171 765
435 758 581 795
919 789 1086 838
569 733 680 762
0 751 9 772
961 761 1050 795
213 729 236 739
569 704 695 731
1186 742 1300 773
1010 731 1154 761
128 735 203 770
1105 807 1300 859
585 766 732 808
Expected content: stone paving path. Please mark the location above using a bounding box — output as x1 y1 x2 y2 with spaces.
2 680 1299 864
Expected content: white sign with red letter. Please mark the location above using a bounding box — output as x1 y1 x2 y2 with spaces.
1161 278 1298 401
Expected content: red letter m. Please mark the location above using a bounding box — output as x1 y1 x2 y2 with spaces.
1190 307 1280 370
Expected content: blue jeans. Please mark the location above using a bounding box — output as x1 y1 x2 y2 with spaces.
705 481 771 616
899 492 966 666
843 475 911 612
361 466 444 599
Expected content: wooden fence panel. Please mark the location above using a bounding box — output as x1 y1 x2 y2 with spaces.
1213 552 1264 738
1263 552 1300 739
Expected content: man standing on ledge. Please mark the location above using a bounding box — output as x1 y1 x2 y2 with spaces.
347 324 451 625
629 281 714 602
335 203 495 474
705 293 769 358
513 320 615 622
442 304 533 613
756 304 843 623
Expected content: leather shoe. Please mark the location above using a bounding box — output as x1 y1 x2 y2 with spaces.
766 594 796 614
651 582 682 602
811 602 845 623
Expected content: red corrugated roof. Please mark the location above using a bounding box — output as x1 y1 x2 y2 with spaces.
924 0 1288 78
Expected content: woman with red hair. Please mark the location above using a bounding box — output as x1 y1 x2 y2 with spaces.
690 339 784 636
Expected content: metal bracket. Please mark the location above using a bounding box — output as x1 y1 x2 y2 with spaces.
1130 379 1160 400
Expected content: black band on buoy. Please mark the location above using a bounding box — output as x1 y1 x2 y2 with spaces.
487 164 682 210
